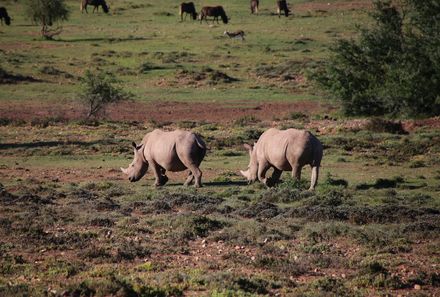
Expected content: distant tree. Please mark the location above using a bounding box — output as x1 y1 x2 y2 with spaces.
80 70 132 119
312 0 440 117
26 0 69 39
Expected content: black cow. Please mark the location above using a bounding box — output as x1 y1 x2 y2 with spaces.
200 6 228 24
0 7 11 25
180 2 197 21
81 0 109 14
276 0 289 17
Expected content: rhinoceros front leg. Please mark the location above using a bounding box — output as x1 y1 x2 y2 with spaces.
257 161 271 187
271 168 282 185
151 162 168 186
291 163 302 181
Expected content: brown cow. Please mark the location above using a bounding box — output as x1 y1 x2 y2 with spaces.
276 0 289 17
200 6 228 24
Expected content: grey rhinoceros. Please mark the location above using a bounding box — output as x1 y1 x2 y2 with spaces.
240 128 323 190
121 129 206 187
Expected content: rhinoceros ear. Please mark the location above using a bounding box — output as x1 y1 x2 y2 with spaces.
243 143 253 152
132 142 137 149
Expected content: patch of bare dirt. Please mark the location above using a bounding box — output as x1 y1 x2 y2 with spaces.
0 100 335 124
296 1 372 12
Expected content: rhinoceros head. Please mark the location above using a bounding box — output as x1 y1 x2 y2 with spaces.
121 142 148 182
240 143 258 184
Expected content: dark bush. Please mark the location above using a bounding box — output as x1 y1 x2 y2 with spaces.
312 1 440 117
365 118 407 134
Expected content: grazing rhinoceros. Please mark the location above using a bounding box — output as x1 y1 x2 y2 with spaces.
240 128 323 190
121 129 206 187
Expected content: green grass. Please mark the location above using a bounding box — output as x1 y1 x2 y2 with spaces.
0 0 368 105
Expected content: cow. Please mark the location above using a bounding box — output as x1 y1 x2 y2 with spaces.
276 0 289 17
180 2 197 21
240 128 323 190
224 30 245 41
121 129 206 188
200 6 228 24
0 7 11 26
250 0 259 14
81 0 109 14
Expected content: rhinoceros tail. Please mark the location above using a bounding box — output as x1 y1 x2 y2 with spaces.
195 134 206 150
311 138 323 167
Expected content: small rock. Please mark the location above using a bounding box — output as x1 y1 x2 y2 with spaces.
414 284 421 290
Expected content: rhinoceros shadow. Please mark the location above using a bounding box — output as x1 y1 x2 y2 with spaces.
164 181 248 187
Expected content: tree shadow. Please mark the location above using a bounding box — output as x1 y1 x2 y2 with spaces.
0 139 120 150
55 36 149 43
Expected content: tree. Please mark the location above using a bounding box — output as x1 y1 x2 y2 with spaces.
26 0 69 39
80 70 132 119
312 0 440 117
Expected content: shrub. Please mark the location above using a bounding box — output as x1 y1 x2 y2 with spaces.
25 0 69 39
79 70 132 118
365 118 407 134
312 0 440 117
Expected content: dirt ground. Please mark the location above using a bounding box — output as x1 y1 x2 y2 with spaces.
296 1 373 12
0 100 335 123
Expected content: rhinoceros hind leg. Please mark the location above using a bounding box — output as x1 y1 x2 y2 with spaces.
184 171 194 186
186 164 202 188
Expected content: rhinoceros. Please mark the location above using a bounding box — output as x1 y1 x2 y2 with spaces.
240 128 323 190
121 129 206 187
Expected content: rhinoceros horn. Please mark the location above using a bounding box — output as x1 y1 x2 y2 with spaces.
120 167 128 174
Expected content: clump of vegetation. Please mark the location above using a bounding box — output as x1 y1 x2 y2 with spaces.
25 0 70 39
313 0 440 117
365 118 407 134
79 70 132 118
138 62 163 73
176 67 238 85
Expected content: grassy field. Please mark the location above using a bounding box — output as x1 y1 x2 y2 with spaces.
0 0 369 105
1 0 440 296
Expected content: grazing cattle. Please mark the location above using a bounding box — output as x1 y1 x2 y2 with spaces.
200 6 228 24
240 128 323 190
180 2 197 21
0 7 11 26
224 30 245 41
81 0 109 14
276 0 289 17
250 0 259 14
121 129 206 188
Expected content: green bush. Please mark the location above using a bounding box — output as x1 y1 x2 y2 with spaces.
313 0 440 117
79 70 132 118
26 0 69 39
